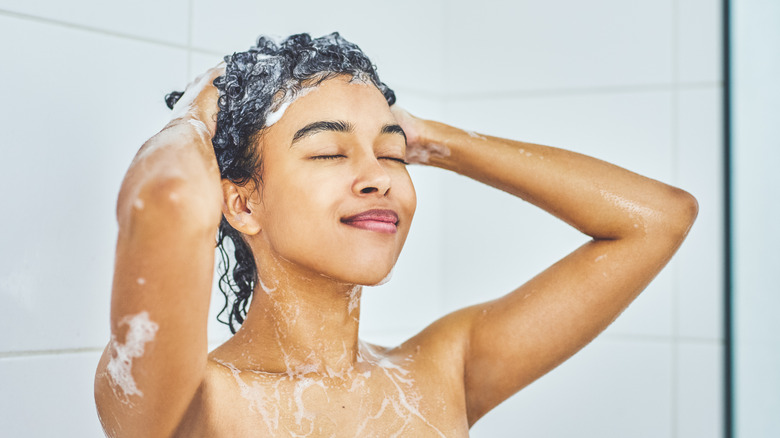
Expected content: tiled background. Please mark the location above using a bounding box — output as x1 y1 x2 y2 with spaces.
0 0 724 436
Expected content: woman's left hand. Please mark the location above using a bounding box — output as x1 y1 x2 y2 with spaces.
390 105 450 165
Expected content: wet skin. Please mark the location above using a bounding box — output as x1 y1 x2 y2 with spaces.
95 66 697 438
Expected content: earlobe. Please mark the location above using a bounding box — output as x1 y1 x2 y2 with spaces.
221 180 262 235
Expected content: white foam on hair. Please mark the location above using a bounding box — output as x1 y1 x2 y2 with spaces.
264 87 316 127
350 71 375 85
106 311 159 400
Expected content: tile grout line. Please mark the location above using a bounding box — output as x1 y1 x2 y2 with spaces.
440 81 724 102
0 7 223 57
600 333 725 344
438 0 450 319
0 346 105 359
187 0 194 81
670 0 681 437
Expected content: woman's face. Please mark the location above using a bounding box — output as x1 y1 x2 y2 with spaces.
251 76 416 285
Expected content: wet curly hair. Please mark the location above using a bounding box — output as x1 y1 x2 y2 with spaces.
166 32 396 334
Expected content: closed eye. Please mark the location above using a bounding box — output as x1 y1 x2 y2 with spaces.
380 157 409 165
311 154 346 160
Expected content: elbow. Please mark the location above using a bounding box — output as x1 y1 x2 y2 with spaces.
671 188 698 233
653 187 698 241
117 175 222 234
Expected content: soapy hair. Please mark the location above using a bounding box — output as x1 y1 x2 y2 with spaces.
166 32 396 333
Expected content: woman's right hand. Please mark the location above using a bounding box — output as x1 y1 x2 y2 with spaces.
169 64 225 139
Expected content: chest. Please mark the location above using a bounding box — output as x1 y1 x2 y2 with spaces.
181 362 468 437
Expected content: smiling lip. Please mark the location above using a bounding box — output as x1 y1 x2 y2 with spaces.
341 209 399 234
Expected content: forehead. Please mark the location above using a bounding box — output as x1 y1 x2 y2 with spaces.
270 76 394 136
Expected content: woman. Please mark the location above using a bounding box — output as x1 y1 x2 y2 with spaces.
94 33 697 437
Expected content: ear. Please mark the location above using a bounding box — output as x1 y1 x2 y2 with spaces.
221 179 262 235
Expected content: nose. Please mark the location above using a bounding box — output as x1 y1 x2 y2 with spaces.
352 154 391 197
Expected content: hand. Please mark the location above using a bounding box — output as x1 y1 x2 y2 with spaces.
169 64 225 139
390 106 449 165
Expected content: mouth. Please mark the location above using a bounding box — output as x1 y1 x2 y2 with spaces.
340 209 399 234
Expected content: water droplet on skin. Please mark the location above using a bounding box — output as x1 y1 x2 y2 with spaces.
136 277 146 285
465 130 486 140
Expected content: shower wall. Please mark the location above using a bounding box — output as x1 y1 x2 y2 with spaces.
0 0 724 436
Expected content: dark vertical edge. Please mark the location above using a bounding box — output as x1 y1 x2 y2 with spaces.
723 0 734 437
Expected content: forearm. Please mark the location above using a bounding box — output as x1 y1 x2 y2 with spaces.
417 120 697 240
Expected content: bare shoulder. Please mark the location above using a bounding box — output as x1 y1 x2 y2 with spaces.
171 359 254 438
399 304 481 370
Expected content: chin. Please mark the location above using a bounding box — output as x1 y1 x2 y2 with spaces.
326 259 395 287
367 268 394 286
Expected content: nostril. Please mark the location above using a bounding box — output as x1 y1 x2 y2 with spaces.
361 187 378 194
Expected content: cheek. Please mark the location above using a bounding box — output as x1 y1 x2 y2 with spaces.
260 171 342 243
395 172 417 219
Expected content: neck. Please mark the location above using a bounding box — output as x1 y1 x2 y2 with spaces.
224 255 363 376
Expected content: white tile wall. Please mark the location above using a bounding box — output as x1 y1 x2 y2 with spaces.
0 0 724 436
471 338 674 437
675 87 724 340
677 341 724 437
445 0 674 93
190 0 446 94
0 351 104 437
442 91 676 182
0 14 188 353
677 0 723 83
0 0 189 45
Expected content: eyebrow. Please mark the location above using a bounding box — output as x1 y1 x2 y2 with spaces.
381 123 407 143
291 120 354 145
290 120 407 146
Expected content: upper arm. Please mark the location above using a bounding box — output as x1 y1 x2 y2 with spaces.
438 190 697 427
95 128 222 437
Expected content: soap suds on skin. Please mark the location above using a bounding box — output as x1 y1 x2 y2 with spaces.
406 142 450 165
259 277 277 294
374 268 393 287
347 285 362 315
214 341 445 436
465 130 486 140
106 311 159 401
